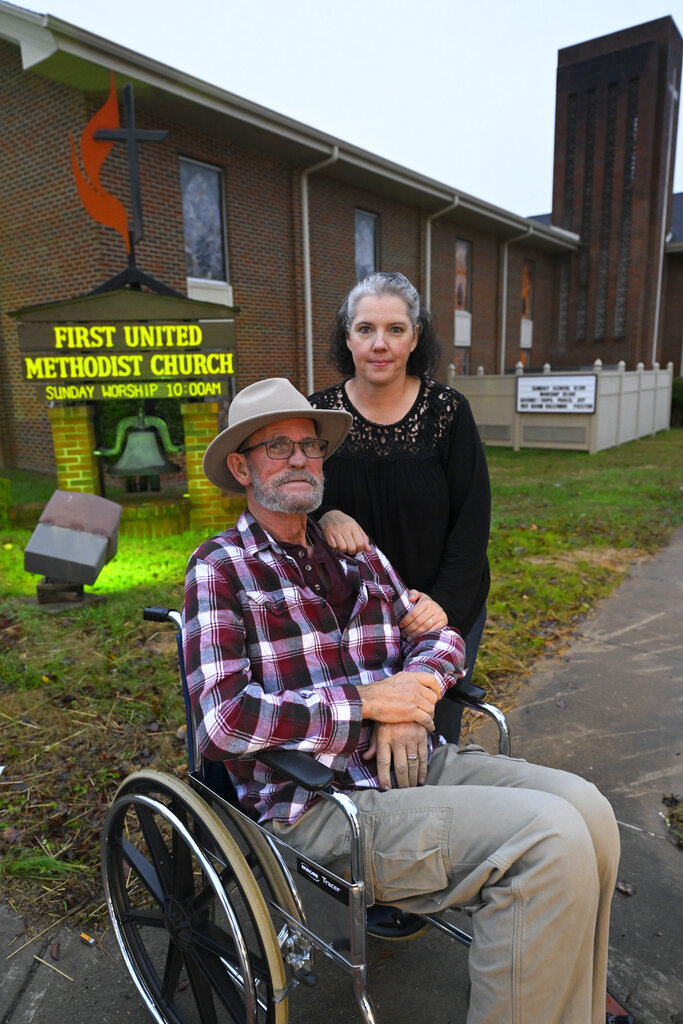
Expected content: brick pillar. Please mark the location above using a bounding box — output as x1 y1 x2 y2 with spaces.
47 405 101 494
181 402 245 533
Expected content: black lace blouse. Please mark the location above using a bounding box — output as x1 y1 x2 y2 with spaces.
308 378 490 637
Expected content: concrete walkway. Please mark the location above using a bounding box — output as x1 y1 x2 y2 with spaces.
1 528 682 1023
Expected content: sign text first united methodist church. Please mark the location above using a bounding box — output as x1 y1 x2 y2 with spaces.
19 319 235 401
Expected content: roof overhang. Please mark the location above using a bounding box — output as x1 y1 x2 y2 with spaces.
11 288 237 322
1 0 580 255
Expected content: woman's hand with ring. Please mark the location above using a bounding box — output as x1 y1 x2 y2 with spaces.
400 591 448 639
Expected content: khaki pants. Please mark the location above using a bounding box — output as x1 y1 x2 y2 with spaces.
272 745 620 1024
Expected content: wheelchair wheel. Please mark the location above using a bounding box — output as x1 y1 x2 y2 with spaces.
118 771 307 956
102 771 288 1024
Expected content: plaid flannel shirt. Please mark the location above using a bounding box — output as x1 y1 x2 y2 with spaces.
183 511 466 824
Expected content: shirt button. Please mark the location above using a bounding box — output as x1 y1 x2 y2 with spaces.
305 564 312 571
314 584 321 591
299 550 306 557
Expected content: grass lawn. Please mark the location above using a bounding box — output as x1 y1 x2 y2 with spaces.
1 429 682 927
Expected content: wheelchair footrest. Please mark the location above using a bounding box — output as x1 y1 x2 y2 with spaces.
366 906 429 940
293 967 317 988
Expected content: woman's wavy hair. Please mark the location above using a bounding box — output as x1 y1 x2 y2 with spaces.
328 271 440 378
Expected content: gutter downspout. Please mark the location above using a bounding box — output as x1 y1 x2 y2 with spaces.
301 145 339 393
499 227 533 374
651 71 679 368
424 195 460 308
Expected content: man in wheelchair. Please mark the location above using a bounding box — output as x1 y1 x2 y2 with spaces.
183 377 620 1024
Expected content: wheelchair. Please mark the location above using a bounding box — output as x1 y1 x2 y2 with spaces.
99 605 511 1024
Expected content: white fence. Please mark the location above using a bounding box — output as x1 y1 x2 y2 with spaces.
447 360 674 453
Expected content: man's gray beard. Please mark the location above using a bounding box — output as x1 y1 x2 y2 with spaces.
250 467 324 514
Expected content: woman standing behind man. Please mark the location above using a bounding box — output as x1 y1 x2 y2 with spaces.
309 272 490 723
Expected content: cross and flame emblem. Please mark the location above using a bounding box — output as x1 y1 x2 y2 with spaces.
70 72 130 251
69 72 167 256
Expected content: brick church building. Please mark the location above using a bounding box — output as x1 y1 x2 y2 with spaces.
0 3 681 479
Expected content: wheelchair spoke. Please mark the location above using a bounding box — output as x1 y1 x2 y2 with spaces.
185 944 252 1024
171 817 196 902
195 922 275 1022
189 918 245 961
120 906 167 928
183 952 221 1024
135 803 174 894
120 836 165 905
160 938 185 1002
183 868 233 923
190 815 217 853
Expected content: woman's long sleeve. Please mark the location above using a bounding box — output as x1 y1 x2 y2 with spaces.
428 396 491 635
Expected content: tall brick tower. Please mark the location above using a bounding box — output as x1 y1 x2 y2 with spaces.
551 17 681 367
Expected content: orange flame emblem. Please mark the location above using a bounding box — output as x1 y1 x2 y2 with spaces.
70 72 130 252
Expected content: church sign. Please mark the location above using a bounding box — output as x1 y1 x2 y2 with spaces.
14 289 237 402
516 374 597 414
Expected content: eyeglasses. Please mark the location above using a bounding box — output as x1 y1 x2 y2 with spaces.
238 437 329 460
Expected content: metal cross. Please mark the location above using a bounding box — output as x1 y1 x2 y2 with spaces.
94 82 167 247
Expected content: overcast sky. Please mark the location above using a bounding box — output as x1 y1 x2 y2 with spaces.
28 0 683 217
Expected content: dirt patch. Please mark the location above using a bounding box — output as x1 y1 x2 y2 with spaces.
0 677 187 929
526 547 649 573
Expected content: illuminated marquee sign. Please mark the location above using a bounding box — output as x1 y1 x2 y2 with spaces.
15 292 237 402
13 79 239 405
516 375 597 414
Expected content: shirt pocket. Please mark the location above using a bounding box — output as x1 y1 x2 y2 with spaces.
243 589 294 613
359 580 397 620
354 580 401 653
242 588 318 646
362 580 395 603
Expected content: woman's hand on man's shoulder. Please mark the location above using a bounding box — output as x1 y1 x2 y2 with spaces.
319 510 371 555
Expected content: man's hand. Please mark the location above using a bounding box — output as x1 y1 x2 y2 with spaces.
400 590 448 639
319 510 372 554
363 722 429 790
360 671 441 731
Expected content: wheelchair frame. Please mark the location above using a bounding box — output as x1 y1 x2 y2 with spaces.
101 606 511 1024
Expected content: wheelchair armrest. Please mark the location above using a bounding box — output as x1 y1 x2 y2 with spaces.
434 678 486 741
446 678 487 703
437 678 512 757
144 605 181 625
257 749 334 791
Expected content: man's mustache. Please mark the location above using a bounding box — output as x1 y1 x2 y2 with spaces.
274 469 320 488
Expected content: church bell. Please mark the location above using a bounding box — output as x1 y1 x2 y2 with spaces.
95 408 183 493
107 427 181 478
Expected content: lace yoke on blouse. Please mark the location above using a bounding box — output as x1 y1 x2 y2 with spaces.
311 379 460 460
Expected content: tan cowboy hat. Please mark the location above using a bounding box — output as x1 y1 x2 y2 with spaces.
203 377 352 493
